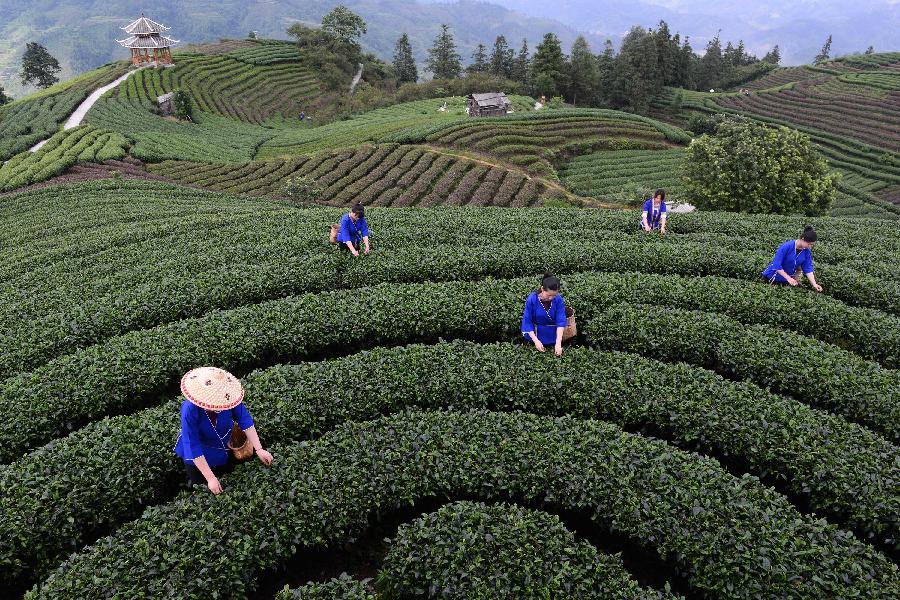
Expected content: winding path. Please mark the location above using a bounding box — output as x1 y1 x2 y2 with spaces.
29 69 141 153
349 62 364 94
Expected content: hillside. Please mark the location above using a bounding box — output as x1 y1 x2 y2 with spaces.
0 0 605 98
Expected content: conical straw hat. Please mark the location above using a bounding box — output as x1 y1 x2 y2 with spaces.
180 367 244 411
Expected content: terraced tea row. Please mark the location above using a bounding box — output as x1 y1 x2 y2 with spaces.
0 62 130 161
148 144 552 206
26 409 898 599
558 148 686 199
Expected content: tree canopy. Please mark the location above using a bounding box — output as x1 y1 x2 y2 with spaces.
426 24 462 80
20 42 61 89
393 33 418 84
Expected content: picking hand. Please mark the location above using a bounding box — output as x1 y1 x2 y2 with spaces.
257 448 274 466
207 477 223 495
812 283 823 292
787 277 799 287
554 344 563 357
534 341 546 352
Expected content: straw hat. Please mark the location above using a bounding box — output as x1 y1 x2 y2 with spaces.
180 367 244 411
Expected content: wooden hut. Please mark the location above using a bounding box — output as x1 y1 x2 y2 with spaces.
467 92 511 117
157 92 175 116
117 15 179 66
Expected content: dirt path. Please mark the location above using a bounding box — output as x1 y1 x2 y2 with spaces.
29 69 142 153
349 63 364 94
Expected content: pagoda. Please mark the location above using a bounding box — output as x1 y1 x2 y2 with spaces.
117 14 179 66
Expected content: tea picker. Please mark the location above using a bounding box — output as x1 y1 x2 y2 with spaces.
640 189 668 234
762 225 823 292
521 273 576 358
173 367 274 495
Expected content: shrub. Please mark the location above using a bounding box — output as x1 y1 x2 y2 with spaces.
282 175 326 204
683 118 838 215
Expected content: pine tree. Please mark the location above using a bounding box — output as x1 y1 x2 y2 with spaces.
613 26 661 113
567 36 598 106
489 35 514 79
467 43 489 74
393 33 418 84
652 21 678 85
675 36 696 89
698 33 725 91
531 33 568 98
814 35 833 64
596 39 616 106
512 38 530 85
425 24 462 80
762 45 781 65
20 42 61 89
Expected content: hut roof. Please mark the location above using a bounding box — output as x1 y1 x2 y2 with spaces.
117 35 179 49
122 16 170 35
468 92 511 108
157 92 175 104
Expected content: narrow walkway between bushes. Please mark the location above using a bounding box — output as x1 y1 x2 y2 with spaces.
29 68 143 153
349 62 364 94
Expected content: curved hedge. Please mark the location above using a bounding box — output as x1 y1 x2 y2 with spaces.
2 271 898 463
3 342 897 588
277 575 375 600
586 305 900 441
378 501 674 599
3 235 897 379
26 411 899 599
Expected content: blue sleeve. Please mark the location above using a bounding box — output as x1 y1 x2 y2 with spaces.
180 405 203 461
801 250 814 274
359 217 369 237
521 294 535 335
554 297 567 328
660 202 667 213
233 403 255 430
642 199 651 212
774 242 791 271
337 215 352 243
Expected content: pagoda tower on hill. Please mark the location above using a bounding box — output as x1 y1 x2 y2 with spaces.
117 14 179 66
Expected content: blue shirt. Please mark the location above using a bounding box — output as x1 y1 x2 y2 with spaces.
173 401 255 467
521 291 568 345
336 213 369 244
763 240 814 282
642 199 667 228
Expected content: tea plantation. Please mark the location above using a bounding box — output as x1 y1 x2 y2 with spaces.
0 37 899 600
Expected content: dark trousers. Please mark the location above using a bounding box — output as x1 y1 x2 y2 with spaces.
338 240 360 252
185 457 235 486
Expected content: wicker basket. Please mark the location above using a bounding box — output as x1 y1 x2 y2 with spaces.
329 224 339 244
562 306 577 342
228 423 254 461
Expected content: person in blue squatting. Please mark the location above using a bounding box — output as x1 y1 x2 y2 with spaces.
522 273 568 357
336 203 371 257
640 189 668 234
762 225 824 292
174 366 274 495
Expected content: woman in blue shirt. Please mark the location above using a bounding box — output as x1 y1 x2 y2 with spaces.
641 189 667 234
521 273 568 357
762 225 823 292
174 366 274 495
336 203 371 257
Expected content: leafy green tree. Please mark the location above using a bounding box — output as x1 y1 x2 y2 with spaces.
567 36 598 106
489 35 514 79
20 42 61 89
321 5 367 53
698 33 727 90
651 21 679 85
762 45 781 65
0 84 10 106
683 118 837 215
814 35 833 64
426 24 462 80
612 27 660 113
531 33 568 97
393 33 418 83
512 38 530 85
675 36 697 89
865 46 874 55
172 89 193 121
467 43 489 74
248 31 258 40
596 39 615 106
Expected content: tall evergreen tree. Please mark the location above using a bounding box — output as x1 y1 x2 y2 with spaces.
814 35 833 64
20 42 61 89
531 33 568 98
425 24 462 80
489 35 514 79
467 43 489 74
698 33 725 91
393 33 418 84
652 21 678 86
567 36 598 106
613 26 661 113
512 38 530 85
762 45 781 65
596 39 616 106
675 36 697 89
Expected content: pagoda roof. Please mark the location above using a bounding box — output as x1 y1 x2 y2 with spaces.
117 35 179 49
122 15 170 35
